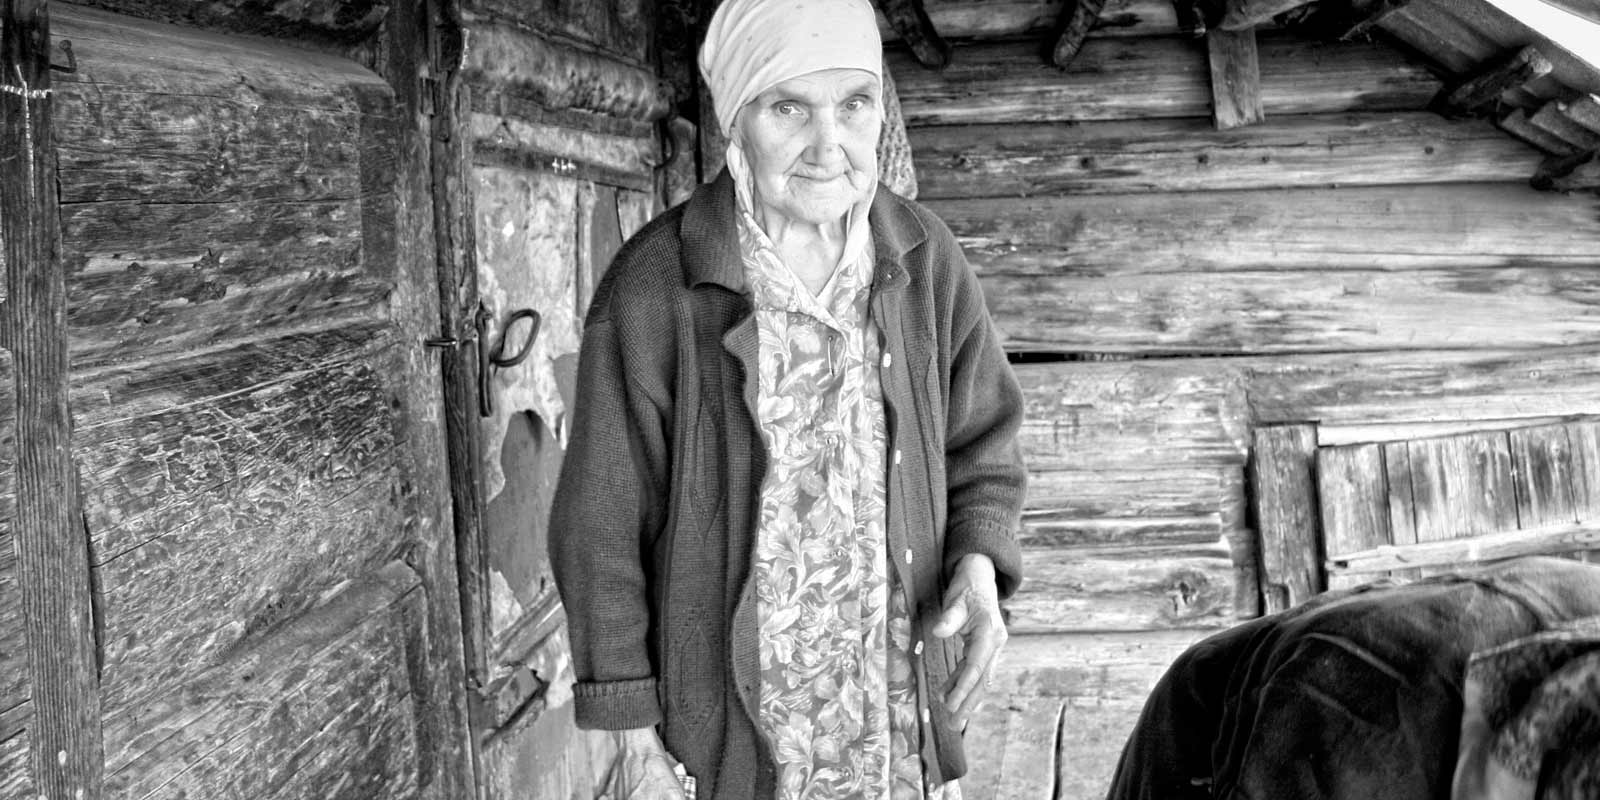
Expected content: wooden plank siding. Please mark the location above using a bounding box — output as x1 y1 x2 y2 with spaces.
888 2 1600 789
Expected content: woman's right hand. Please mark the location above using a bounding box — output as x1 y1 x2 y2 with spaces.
605 727 686 800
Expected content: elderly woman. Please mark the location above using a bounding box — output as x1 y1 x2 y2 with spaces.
548 0 1027 797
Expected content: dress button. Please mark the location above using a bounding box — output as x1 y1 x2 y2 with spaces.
904 549 914 565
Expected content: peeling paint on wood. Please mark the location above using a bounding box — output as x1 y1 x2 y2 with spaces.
473 167 582 502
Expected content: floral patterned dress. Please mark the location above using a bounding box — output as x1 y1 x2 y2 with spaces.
734 170 950 800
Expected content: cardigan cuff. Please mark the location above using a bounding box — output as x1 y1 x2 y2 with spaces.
572 677 664 730
944 520 1023 600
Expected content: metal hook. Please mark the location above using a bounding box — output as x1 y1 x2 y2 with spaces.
476 305 543 417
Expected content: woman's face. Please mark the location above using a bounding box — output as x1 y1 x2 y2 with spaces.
734 68 882 227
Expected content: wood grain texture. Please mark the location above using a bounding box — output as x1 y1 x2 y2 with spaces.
0 728 30 799
1381 441 1421 581
74 327 409 719
1021 466 1244 548
464 0 652 65
890 33 1437 126
994 701 1062 799
61 0 386 44
1014 359 1250 472
1510 425 1579 526
462 22 668 123
1207 28 1264 129
1316 444 1392 589
1402 431 1518 542
102 561 424 798
367 2 477 794
982 266 1600 355
1499 108 1579 155
1331 522 1600 573
0 352 22 723
933 183 1600 277
1442 45 1553 112
876 0 1181 41
1251 425 1320 612
3 1 105 794
1006 544 1236 632
53 5 393 370
912 112 1540 199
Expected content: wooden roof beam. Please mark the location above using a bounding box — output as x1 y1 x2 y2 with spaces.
1532 148 1600 191
1437 44 1554 115
1207 26 1265 129
1219 0 1313 30
879 0 952 69
1501 107 1583 154
1049 0 1108 68
1529 99 1600 150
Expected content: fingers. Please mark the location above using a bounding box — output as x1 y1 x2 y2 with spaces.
930 589 971 639
944 613 1007 721
630 754 686 800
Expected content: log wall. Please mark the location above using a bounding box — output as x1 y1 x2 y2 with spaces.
887 5 1600 797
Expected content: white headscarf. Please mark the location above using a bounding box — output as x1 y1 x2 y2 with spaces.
697 0 883 137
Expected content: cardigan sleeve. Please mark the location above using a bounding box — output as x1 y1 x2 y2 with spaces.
936 227 1028 600
548 308 671 729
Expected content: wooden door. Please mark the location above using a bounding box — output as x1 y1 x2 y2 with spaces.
2 1 474 796
418 0 674 796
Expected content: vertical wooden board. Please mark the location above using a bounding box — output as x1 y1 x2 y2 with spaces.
1405 431 1518 544
1251 425 1321 612
995 700 1063 800
1569 421 1600 523
1382 441 1422 581
1316 444 1390 558
0 352 21 717
1509 424 1580 527
1207 28 1264 130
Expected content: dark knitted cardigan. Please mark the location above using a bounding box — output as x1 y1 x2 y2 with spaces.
548 171 1027 800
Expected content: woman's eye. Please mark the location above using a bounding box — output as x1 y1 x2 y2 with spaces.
775 101 802 116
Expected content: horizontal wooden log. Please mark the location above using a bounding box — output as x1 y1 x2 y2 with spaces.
64 0 386 42
104 561 423 796
1247 345 1600 426
1015 359 1250 472
876 0 1183 41
54 5 388 104
62 200 388 370
1329 522 1600 573
1021 467 1245 548
1442 45 1553 113
54 7 394 371
1008 546 1237 633
984 266 1600 355
890 33 1438 126
53 91 365 205
462 22 668 123
1005 543 1237 632
913 113 1540 199
463 0 650 63
75 327 410 718
469 113 657 191
932 183 1600 276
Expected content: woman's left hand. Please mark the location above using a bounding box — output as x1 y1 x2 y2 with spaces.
931 553 1007 728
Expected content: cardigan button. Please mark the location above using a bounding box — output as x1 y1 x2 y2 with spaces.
921 707 931 724
904 549 914 565
894 449 902 466
914 641 924 656
882 352 893 369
